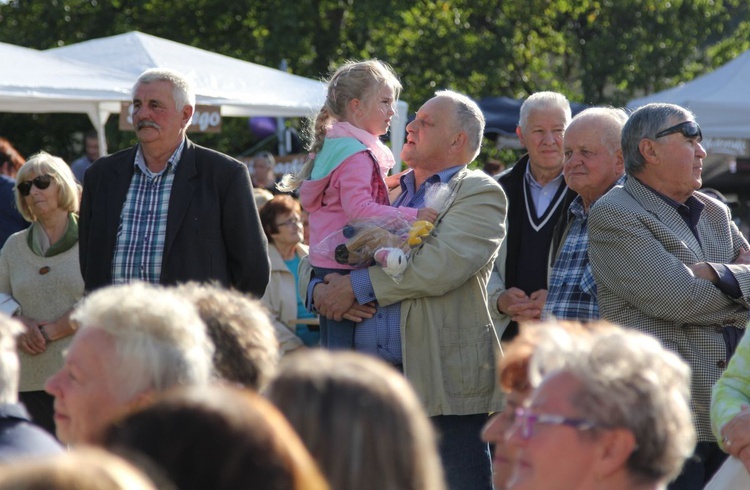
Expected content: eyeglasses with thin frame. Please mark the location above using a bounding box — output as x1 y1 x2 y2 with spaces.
654 120 702 142
16 174 52 197
275 217 301 228
513 406 599 440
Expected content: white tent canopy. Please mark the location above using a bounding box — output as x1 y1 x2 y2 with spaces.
46 31 408 163
0 41 134 153
628 49 750 149
49 31 327 118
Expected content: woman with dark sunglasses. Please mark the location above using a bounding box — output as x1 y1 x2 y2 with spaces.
0 151 83 437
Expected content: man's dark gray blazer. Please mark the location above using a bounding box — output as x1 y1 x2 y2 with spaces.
79 139 270 298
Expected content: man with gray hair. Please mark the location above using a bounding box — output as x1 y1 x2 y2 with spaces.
310 90 506 490
0 316 61 460
488 91 577 340
79 68 269 297
541 107 627 321
44 282 213 445
506 323 695 490
588 102 750 489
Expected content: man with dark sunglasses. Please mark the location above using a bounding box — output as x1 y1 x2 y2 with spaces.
588 102 750 490
78 69 270 297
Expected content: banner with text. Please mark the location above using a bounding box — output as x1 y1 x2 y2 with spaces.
119 102 222 133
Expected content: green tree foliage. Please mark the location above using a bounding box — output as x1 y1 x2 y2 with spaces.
0 0 748 162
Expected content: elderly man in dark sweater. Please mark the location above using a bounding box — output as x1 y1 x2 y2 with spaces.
488 91 576 340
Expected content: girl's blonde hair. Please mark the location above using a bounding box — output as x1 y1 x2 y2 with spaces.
278 59 401 192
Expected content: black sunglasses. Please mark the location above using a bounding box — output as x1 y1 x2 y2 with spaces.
654 120 702 142
16 174 52 197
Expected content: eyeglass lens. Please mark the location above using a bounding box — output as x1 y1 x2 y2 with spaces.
277 217 300 227
17 175 52 196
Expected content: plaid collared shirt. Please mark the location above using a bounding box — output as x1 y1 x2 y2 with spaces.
542 196 599 321
111 141 185 285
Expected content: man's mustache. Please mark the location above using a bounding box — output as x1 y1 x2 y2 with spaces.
137 121 160 130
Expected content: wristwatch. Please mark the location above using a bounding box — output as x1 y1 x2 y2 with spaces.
39 325 51 343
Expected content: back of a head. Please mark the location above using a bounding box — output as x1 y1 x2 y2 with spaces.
536 324 695 486
267 350 445 490
174 282 279 391
0 137 25 176
71 282 213 399
433 90 485 162
102 385 328 490
253 188 275 210
0 447 156 490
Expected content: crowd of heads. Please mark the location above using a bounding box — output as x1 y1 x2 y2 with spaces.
0 278 446 489
0 61 715 490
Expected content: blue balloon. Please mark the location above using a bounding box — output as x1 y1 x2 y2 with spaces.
249 117 277 139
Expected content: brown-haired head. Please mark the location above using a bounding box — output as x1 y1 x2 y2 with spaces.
0 138 25 178
103 385 328 490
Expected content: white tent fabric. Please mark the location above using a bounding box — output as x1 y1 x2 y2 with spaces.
49 31 326 118
0 41 134 154
46 31 408 164
628 49 750 141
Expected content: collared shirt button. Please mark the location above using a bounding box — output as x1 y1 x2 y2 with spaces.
717 360 727 369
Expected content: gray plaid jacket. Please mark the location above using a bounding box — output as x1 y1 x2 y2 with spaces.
589 176 750 442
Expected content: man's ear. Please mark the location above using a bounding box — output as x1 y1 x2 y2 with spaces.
449 131 469 155
638 138 658 164
516 126 526 147
182 105 195 129
126 389 156 414
614 148 625 174
451 131 468 154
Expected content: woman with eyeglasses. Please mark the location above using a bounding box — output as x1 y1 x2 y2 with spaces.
481 321 596 489
258 195 319 352
0 151 83 436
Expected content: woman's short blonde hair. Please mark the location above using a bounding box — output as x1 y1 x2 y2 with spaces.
15 151 80 222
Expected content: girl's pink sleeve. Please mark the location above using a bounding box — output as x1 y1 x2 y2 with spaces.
333 152 418 220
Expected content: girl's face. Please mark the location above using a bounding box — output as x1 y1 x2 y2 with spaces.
354 84 396 136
